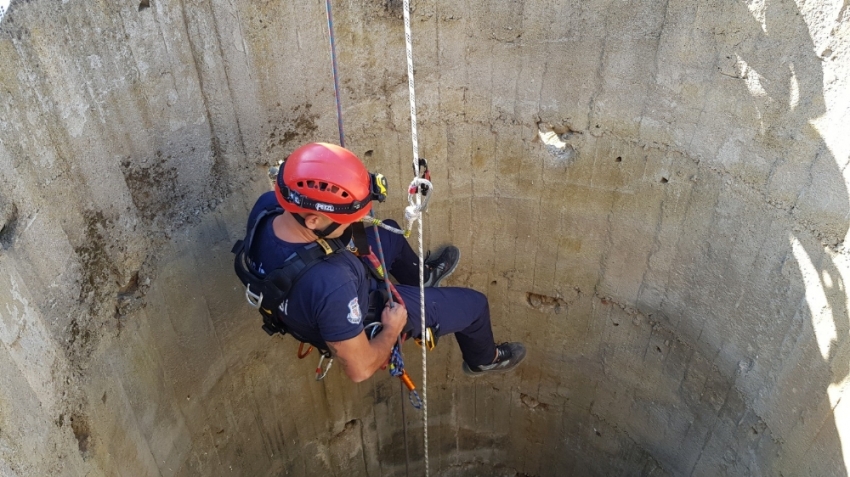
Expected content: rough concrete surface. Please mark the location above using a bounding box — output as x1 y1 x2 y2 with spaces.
0 0 849 475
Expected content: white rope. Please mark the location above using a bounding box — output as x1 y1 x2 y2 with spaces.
403 0 420 175
402 0 429 475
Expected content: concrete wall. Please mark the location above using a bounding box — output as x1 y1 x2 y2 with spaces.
1 0 848 475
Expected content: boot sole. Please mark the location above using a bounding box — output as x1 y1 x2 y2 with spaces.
430 247 461 287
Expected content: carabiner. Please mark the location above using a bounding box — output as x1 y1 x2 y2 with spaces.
315 354 333 381
297 342 314 359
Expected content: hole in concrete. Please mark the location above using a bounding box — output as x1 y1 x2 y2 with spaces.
138 0 150 11
660 177 669 183
0 201 18 249
491 280 498 285
537 122 577 164
364 149 374 157
526 292 569 314
615 156 622 162
656 346 662 353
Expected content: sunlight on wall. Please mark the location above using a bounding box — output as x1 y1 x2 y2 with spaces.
746 0 768 33
791 236 850 472
791 237 838 360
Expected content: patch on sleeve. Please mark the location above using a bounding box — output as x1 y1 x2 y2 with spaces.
346 297 362 325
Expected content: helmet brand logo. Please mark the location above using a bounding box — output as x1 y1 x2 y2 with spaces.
315 203 335 212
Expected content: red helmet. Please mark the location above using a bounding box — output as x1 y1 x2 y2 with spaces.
274 142 373 224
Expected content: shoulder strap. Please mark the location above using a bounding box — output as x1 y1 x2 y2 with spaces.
232 212 349 346
230 205 284 256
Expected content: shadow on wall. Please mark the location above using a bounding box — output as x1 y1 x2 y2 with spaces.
723 0 849 473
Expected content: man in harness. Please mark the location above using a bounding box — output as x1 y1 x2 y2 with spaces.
234 142 525 382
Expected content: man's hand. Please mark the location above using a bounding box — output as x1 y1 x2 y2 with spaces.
325 302 409 383
381 302 408 337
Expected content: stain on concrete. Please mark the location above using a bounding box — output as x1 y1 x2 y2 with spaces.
383 0 403 18
116 270 146 319
120 152 181 224
74 211 116 309
264 103 318 161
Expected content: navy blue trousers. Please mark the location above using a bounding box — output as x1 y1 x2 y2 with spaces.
365 221 496 367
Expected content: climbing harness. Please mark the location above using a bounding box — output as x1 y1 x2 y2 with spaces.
232 203 378 382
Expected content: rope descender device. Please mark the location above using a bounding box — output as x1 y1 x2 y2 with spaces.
390 341 423 409
405 158 433 232
364 324 422 409
414 158 431 193
414 324 439 351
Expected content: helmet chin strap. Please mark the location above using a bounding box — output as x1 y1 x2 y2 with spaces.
291 212 342 239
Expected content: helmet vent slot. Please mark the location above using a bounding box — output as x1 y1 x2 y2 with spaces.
306 180 316 188
341 191 349 198
319 182 329 191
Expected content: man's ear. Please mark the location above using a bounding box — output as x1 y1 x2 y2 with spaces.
301 213 324 230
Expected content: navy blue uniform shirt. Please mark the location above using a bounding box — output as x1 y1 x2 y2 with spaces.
246 192 370 346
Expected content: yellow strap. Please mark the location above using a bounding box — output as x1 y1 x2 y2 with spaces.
316 237 333 255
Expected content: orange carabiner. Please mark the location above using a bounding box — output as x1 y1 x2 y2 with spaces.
297 342 313 359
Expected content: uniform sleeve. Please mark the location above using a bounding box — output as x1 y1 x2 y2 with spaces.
315 280 365 343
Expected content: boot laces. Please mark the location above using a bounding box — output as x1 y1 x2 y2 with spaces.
495 343 512 362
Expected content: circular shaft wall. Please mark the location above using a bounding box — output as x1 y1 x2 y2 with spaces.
0 1 848 476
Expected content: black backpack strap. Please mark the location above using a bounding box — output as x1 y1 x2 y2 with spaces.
231 206 285 256
348 222 371 256
232 211 349 353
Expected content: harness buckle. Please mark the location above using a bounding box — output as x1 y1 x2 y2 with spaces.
245 285 263 309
